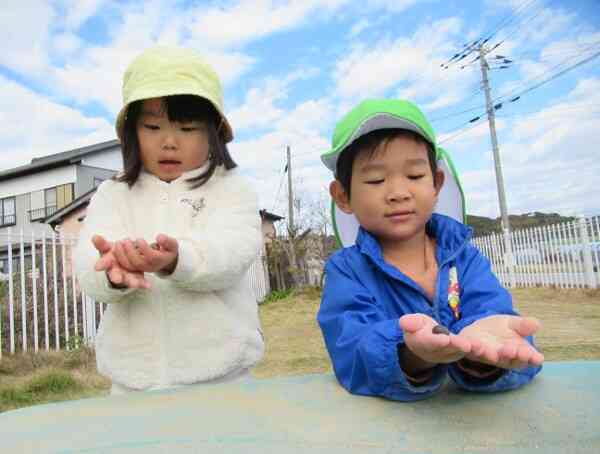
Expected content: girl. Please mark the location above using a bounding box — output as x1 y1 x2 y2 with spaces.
75 46 264 394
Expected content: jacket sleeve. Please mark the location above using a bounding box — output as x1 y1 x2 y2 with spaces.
317 253 446 401
158 172 262 293
448 245 542 392
74 182 140 304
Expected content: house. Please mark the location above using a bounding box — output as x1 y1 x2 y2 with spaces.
0 139 121 238
0 140 121 272
259 209 284 243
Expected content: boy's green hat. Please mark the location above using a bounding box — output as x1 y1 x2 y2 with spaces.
321 99 436 172
115 46 233 143
323 99 467 247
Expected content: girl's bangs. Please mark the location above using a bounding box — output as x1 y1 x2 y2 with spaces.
164 95 218 124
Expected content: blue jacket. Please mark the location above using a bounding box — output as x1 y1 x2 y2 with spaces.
318 214 542 401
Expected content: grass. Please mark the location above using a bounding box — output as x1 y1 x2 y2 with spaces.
0 347 110 413
1 286 599 412
253 286 331 378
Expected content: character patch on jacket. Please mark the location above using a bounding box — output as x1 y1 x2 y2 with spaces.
179 197 205 217
448 266 461 320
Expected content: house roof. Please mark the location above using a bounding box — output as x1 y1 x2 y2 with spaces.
44 187 98 227
0 139 120 181
44 187 285 227
260 209 284 222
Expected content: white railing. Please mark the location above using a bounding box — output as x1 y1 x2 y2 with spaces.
472 216 600 289
0 229 270 357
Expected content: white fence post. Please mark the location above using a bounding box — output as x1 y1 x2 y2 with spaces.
20 230 27 352
579 216 598 289
52 233 60 351
31 232 39 352
42 231 50 351
8 228 15 354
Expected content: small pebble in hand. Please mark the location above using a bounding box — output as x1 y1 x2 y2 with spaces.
432 325 450 335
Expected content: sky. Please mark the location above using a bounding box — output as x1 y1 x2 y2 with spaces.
1 0 599 224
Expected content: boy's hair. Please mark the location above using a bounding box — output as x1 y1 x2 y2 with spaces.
117 94 237 189
335 129 437 198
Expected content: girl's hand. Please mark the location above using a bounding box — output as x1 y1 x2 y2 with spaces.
92 234 150 289
113 234 179 275
399 314 476 366
459 315 544 369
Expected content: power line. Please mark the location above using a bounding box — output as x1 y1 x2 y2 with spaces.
435 40 600 126
495 103 600 118
271 161 287 212
438 117 487 145
481 0 539 42
493 47 600 106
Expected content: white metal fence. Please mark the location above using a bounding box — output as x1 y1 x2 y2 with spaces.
472 216 600 289
0 229 270 357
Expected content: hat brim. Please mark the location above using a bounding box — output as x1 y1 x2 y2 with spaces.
331 154 466 247
321 114 433 172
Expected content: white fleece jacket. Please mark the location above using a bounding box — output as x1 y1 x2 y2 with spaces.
74 166 265 390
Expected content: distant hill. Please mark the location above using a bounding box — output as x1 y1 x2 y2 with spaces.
466 212 577 237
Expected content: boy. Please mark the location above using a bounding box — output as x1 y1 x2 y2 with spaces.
318 99 543 401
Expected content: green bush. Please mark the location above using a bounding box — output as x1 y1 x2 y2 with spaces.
262 289 293 304
26 370 80 394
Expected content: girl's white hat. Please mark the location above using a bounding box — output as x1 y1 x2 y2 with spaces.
115 46 233 142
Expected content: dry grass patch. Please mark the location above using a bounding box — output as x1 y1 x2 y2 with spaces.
512 287 600 361
254 287 331 378
0 347 110 413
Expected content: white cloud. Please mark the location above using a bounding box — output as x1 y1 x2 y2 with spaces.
60 0 107 30
0 0 54 74
229 95 334 213
228 80 288 132
366 0 418 12
438 119 502 149
45 1 257 117
0 75 113 171
333 17 476 110
186 0 350 48
349 19 371 37
275 98 334 135
228 68 321 131
453 79 600 217
52 32 84 55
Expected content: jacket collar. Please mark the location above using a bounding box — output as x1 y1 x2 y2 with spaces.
356 213 473 267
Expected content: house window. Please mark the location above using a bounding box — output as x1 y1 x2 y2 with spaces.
29 183 74 221
45 187 57 217
0 196 16 226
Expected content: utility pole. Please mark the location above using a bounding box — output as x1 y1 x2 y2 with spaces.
478 45 516 287
286 145 299 285
286 145 294 235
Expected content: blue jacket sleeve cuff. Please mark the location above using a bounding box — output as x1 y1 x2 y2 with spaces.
362 320 446 400
449 363 542 392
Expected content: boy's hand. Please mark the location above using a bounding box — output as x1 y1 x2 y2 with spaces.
112 234 179 275
399 314 475 367
459 315 544 370
92 234 150 289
